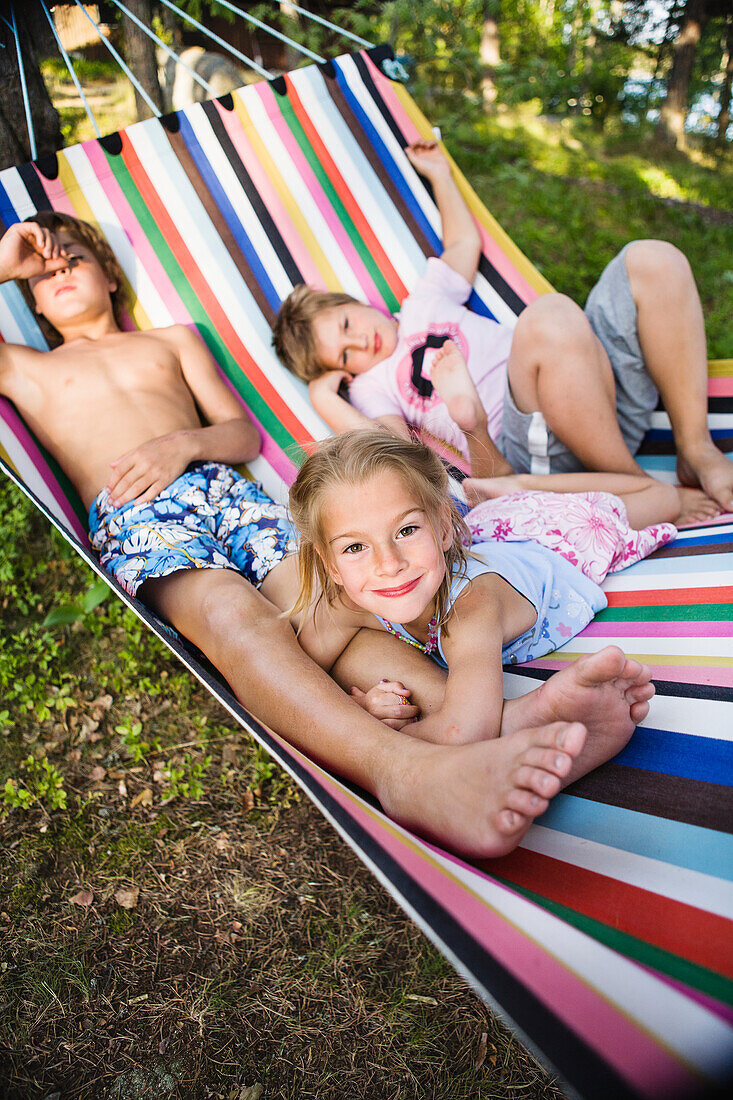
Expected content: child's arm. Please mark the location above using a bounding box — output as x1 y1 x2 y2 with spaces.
309 372 411 440
407 573 535 745
405 141 481 284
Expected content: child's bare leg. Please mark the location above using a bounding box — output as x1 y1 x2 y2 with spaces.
140 566 586 859
624 240 733 514
501 646 654 783
431 339 511 477
463 469 687 527
507 293 644 475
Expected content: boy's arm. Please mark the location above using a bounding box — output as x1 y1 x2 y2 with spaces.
107 325 261 507
309 371 411 440
0 222 69 387
406 142 481 284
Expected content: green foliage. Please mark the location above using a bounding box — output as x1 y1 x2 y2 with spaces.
43 578 111 628
115 717 161 764
3 755 67 815
162 753 213 802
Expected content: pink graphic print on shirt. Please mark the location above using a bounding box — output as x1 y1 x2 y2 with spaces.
395 324 466 415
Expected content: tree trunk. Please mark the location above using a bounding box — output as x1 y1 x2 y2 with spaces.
122 0 163 121
717 16 733 145
657 0 709 147
480 4 501 110
0 5 62 171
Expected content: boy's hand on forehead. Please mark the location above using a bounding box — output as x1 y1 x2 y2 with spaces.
0 221 70 282
107 432 193 509
404 140 452 182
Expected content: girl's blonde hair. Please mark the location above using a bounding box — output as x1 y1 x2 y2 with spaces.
288 429 471 632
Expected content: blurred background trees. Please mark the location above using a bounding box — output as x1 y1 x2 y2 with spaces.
1 1 731 172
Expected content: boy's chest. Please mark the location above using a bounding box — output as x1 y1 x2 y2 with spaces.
40 336 183 404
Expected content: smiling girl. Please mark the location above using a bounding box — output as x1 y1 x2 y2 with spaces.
287 429 664 747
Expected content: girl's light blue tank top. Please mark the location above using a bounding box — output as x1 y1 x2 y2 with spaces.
376 539 607 669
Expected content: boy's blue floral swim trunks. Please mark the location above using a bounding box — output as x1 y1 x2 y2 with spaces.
89 463 298 597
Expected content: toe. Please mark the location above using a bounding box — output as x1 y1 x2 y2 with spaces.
629 699 651 724
505 787 550 817
496 808 530 836
514 765 562 799
520 746 573 778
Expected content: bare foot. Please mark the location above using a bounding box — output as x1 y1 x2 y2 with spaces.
431 339 487 435
678 442 733 515
676 485 722 526
377 721 588 859
503 646 653 783
463 474 525 506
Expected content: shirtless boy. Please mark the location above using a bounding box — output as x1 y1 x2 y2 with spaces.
0 213 655 858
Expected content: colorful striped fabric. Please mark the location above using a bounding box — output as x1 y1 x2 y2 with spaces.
0 46 730 1100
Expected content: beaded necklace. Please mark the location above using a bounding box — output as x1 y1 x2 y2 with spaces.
379 615 439 655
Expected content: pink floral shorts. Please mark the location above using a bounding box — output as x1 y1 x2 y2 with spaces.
465 490 676 585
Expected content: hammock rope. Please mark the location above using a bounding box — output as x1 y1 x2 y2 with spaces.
209 0 327 64
276 1 373 49
71 0 162 116
157 0 272 79
38 0 102 138
108 0 215 97
8 5 37 159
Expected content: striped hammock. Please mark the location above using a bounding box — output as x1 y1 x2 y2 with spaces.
1 46 731 1100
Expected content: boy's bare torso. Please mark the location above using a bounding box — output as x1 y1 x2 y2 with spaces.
1 327 206 509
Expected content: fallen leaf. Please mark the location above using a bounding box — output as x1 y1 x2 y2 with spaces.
91 693 113 712
241 790 255 812
231 920 243 933
130 788 153 809
238 1086 264 1100
79 716 99 740
117 779 128 798
475 1030 488 1071
66 749 81 764
405 994 438 1006
114 887 139 909
90 766 106 782
214 831 231 853
70 889 93 908
221 744 238 767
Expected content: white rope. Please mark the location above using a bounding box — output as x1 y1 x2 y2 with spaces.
209 0 325 64
71 0 161 116
9 4 37 159
108 0 214 97
38 0 102 138
275 1 373 49
157 0 273 80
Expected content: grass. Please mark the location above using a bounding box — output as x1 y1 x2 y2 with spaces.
2 67 731 1099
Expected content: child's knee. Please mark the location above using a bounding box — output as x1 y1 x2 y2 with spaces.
516 293 591 355
624 240 690 293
